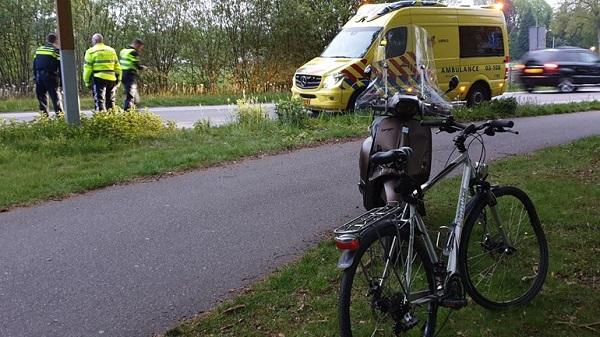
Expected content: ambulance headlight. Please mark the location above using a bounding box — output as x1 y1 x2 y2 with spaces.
323 73 345 89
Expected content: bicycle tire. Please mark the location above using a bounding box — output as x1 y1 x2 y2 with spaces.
339 223 438 336
458 186 549 310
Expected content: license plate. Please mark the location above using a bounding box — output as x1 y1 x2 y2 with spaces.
524 68 543 74
302 98 311 105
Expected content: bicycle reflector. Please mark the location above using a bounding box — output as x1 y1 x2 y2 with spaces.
335 235 360 251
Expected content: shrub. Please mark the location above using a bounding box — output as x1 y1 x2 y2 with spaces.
193 119 211 132
454 97 518 120
275 97 308 127
0 115 81 144
0 108 173 145
81 108 174 141
235 96 268 127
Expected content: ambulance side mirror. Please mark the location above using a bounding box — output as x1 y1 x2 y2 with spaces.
445 75 460 94
364 65 372 76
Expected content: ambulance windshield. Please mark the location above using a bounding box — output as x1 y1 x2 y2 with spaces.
321 27 381 59
355 26 451 114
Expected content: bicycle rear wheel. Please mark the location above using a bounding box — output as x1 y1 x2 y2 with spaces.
339 224 437 337
459 186 548 309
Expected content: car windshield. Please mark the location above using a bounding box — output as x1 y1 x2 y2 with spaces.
321 27 381 59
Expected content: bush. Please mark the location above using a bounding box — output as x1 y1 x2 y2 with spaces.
275 97 309 127
0 108 174 145
81 108 173 141
193 119 211 132
454 98 518 120
0 115 81 145
235 96 268 127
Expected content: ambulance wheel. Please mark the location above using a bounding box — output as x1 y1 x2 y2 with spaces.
346 88 365 112
466 83 491 107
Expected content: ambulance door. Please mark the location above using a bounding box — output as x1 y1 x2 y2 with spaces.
409 9 459 96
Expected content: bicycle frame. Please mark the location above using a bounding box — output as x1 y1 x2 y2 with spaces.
408 151 475 280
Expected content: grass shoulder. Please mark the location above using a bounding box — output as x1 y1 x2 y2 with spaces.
163 136 600 337
453 97 600 121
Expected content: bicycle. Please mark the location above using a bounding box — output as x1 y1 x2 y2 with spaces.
334 116 549 336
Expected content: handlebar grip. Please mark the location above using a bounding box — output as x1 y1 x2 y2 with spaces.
490 120 514 128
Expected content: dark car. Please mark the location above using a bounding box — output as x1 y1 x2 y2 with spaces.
516 47 600 93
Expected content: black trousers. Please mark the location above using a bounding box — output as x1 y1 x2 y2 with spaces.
122 71 140 111
92 77 117 111
35 73 63 116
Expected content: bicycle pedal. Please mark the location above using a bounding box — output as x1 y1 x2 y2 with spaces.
440 297 468 309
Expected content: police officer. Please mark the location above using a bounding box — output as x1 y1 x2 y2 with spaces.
33 33 63 117
120 39 147 110
83 33 122 111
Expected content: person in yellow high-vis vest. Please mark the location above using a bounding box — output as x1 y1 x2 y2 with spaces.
33 33 63 117
119 39 147 110
83 33 122 111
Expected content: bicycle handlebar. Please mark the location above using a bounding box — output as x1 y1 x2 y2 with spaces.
489 120 514 129
420 117 515 136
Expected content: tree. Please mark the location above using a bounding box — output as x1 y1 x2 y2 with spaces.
506 0 552 59
551 0 600 53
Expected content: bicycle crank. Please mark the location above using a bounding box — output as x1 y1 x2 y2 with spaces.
440 274 467 309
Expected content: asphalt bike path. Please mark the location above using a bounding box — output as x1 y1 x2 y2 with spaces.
0 111 599 336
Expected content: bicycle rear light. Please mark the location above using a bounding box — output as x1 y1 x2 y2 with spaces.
335 235 360 251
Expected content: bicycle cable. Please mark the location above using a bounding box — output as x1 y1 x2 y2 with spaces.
443 144 458 169
466 131 487 165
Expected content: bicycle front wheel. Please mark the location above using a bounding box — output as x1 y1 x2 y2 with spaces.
339 224 437 337
459 186 549 309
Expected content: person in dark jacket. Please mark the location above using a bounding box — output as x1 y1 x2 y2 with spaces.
33 33 63 117
119 39 147 110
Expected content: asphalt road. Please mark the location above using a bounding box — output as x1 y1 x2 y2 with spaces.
501 87 600 105
0 111 599 337
1 89 599 127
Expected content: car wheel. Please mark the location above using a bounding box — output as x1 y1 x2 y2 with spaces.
557 78 575 93
310 109 321 118
346 88 365 113
467 83 491 107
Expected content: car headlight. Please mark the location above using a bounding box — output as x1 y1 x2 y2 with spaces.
323 73 345 89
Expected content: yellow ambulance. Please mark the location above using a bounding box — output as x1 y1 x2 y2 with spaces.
291 1 509 111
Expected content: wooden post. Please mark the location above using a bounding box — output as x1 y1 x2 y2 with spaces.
56 0 81 125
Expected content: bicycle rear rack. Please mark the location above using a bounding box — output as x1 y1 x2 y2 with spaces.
334 202 406 235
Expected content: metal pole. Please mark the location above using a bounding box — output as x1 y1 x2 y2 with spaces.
55 0 80 125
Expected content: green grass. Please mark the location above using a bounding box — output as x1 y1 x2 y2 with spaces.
163 137 600 337
0 112 369 210
0 92 289 113
453 99 600 121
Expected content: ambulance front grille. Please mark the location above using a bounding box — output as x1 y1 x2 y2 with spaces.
295 74 321 89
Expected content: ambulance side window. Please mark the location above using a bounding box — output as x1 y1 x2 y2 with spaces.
459 26 504 58
385 27 408 58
